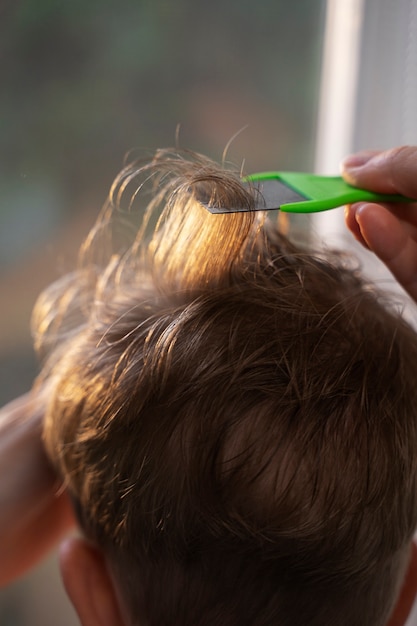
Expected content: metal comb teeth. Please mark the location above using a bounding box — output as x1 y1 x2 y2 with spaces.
201 179 307 214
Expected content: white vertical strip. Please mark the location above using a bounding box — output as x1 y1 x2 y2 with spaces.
352 0 417 150
313 0 365 241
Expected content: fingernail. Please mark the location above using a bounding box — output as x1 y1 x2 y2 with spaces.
351 203 374 226
352 202 368 218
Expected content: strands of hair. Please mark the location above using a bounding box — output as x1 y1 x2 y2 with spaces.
33 149 268 354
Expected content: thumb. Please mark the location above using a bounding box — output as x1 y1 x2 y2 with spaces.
341 146 417 198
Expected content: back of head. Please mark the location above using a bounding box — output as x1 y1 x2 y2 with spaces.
33 149 417 626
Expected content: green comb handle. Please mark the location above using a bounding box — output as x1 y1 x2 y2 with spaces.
246 172 413 213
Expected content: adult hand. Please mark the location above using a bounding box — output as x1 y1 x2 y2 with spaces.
0 388 75 587
341 146 417 302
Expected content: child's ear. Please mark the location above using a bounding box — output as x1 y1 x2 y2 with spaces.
59 537 127 626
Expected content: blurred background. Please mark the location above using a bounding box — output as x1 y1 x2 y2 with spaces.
2 0 417 623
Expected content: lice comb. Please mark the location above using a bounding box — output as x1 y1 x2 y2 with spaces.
199 172 415 214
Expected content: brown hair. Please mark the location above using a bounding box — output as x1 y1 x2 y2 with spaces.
34 149 417 625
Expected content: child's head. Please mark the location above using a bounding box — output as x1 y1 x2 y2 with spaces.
34 150 417 626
